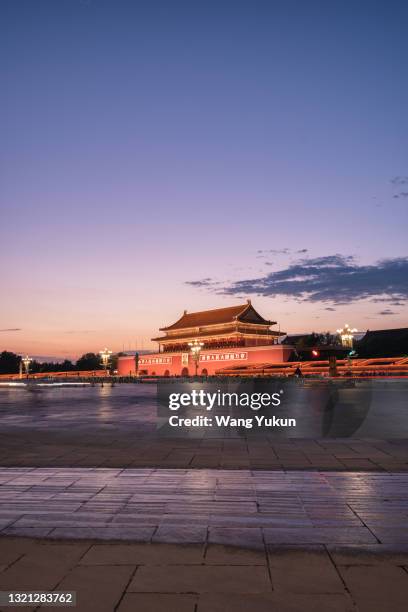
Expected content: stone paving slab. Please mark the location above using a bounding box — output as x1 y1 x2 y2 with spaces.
0 538 408 612
1 468 408 550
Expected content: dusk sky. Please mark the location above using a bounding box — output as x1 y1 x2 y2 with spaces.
1 0 407 359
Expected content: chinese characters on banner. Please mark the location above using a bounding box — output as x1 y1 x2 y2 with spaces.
139 356 173 365
200 352 248 362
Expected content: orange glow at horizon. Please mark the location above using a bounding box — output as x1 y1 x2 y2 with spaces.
2 293 407 361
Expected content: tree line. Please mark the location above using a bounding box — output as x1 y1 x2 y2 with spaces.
0 351 118 375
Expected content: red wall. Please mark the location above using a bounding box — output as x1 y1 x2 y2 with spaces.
117 345 293 376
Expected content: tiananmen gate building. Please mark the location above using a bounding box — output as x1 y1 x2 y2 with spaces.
117 301 293 376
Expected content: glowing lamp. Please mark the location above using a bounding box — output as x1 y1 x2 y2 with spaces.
336 324 357 348
21 355 32 376
99 348 112 374
188 339 204 376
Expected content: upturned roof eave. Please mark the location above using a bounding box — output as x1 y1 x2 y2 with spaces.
160 303 274 331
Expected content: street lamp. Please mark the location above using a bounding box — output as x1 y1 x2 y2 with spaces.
188 339 204 376
21 355 32 378
99 348 112 376
336 324 357 349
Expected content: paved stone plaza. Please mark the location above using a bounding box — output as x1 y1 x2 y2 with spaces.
0 468 407 547
1 385 408 610
1 383 408 470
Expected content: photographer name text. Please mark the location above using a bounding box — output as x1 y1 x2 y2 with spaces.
168 414 296 429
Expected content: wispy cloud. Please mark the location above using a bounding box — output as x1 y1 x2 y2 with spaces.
0 328 21 332
187 255 408 305
63 330 96 335
257 248 309 260
370 298 406 306
378 309 398 315
185 278 222 288
390 176 408 186
391 176 408 199
257 249 290 255
393 192 408 199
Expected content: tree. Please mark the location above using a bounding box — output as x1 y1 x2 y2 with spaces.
296 332 339 349
30 359 75 373
29 360 42 373
60 360 74 371
297 333 320 349
75 353 102 371
0 351 21 374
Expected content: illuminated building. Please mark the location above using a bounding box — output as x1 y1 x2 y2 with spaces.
117 301 293 376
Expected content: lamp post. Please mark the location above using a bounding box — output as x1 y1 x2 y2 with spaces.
22 355 32 379
188 339 204 377
99 348 112 376
336 324 357 349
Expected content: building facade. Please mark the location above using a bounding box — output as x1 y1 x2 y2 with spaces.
117 301 293 376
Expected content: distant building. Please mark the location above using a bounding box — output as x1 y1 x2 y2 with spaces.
281 334 310 346
357 328 408 358
117 301 293 376
281 333 349 360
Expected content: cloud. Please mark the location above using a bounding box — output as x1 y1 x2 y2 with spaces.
185 278 219 288
324 307 336 311
0 328 21 332
63 330 96 335
390 176 408 199
188 255 408 305
370 298 406 306
256 248 307 260
378 309 398 315
391 176 408 186
393 192 408 199
259 247 308 255
257 249 290 255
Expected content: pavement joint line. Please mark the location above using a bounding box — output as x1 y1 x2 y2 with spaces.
31 541 95 612
262 521 274 590
346 502 381 544
113 564 139 612
325 544 359 610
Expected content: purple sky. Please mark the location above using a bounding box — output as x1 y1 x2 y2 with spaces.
1 0 407 359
